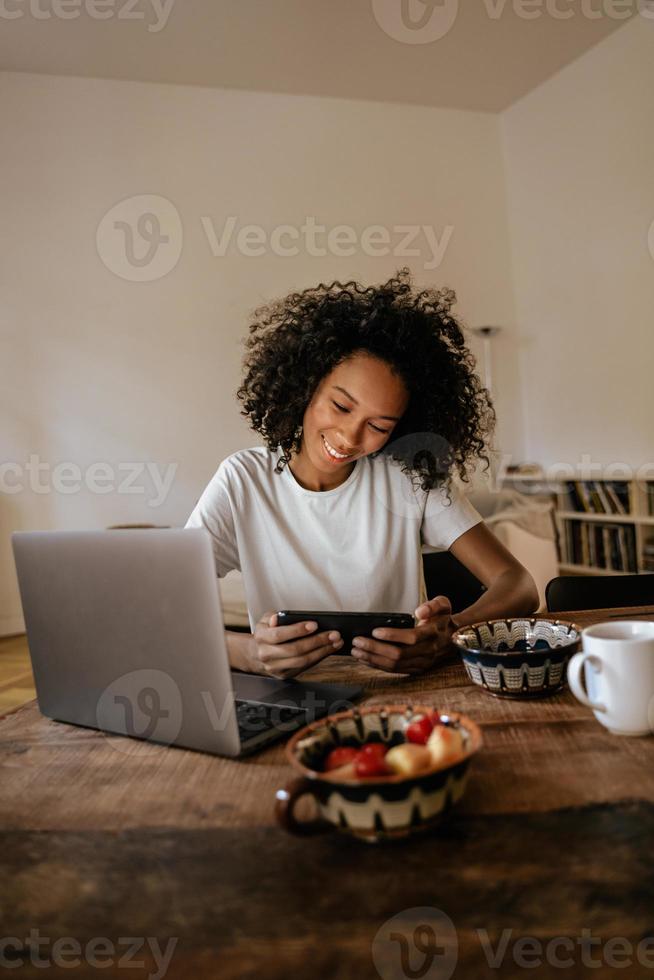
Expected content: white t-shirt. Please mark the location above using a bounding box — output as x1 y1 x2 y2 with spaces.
185 446 482 631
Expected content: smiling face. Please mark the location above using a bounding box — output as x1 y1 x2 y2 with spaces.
289 352 410 491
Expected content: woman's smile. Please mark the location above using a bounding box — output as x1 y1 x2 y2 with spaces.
320 433 356 464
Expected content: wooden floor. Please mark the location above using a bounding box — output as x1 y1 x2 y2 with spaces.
0 634 35 713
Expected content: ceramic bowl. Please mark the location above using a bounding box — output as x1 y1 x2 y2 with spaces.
275 703 482 843
452 617 581 699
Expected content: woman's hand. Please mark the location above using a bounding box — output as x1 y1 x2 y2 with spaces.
246 611 344 680
351 596 457 675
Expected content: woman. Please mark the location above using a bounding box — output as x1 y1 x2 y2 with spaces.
186 268 538 679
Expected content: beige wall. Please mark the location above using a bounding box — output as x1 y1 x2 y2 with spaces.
502 16 654 470
6 18 651 635
1 71 519 634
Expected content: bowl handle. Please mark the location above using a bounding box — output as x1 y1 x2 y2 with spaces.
275 777 332 836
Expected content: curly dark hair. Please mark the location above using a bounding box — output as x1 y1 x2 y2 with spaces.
236 267 495 495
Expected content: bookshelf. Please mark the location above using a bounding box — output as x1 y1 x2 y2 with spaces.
499 474 654 576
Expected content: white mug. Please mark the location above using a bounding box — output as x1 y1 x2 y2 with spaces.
567 620 654 736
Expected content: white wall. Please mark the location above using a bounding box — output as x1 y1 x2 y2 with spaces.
1 72 519 634
502 16 654 471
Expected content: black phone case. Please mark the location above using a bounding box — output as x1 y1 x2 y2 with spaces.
276 610 414 654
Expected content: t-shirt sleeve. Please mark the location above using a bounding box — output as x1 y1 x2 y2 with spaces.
420 481 482 552
185 460 240 578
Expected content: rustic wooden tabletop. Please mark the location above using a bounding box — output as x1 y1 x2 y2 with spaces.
2 607 654 979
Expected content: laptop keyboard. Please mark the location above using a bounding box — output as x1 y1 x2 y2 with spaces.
235 699 308 743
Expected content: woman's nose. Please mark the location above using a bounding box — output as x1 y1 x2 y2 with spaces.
338 420 364 451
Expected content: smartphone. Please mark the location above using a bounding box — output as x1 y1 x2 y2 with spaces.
276 610 415 654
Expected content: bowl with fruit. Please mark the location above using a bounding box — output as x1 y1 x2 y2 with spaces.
275 704 482 843
452 617 581 698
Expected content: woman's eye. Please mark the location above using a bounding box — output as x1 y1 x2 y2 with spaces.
332 402 389 435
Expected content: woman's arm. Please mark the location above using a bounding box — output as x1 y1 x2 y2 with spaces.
224 629 256 672
351 520 541 674
447 521 540 627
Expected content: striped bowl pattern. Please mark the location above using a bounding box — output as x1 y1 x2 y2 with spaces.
280 705 482 843
452 618 581 699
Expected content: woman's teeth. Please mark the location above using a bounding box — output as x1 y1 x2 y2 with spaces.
322 435 351 461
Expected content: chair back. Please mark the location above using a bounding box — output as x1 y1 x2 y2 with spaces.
422 552 486 614
545 574 654 613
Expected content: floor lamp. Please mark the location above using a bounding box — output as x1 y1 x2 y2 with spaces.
471 326 502 394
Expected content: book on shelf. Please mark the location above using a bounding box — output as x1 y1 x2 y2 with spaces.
562 480 630 516
574 481 593 513
594 482 613 514
564 519 637 573
608 481 630 514
643 537 654 571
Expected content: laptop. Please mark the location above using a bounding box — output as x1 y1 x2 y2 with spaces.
11 529 362 757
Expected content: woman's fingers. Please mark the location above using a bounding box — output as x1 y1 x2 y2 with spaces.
260 639 338 678
259 610 318 642
260 633 342 664
414 595 452 623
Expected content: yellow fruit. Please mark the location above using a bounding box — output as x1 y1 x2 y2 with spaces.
385 743 432 777
427 725 463 767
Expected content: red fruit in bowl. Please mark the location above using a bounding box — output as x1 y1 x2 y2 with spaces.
359 742 388 759
405 714 435 745
355 751 390 778
324 746 359 772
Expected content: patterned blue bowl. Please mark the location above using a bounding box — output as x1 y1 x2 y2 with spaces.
452 617 581 699
275 704 482 843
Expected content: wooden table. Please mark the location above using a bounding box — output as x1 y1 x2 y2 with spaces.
2 608 654 979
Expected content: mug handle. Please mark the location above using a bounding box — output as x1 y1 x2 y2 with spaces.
275 778 332 836
567 652 607 713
